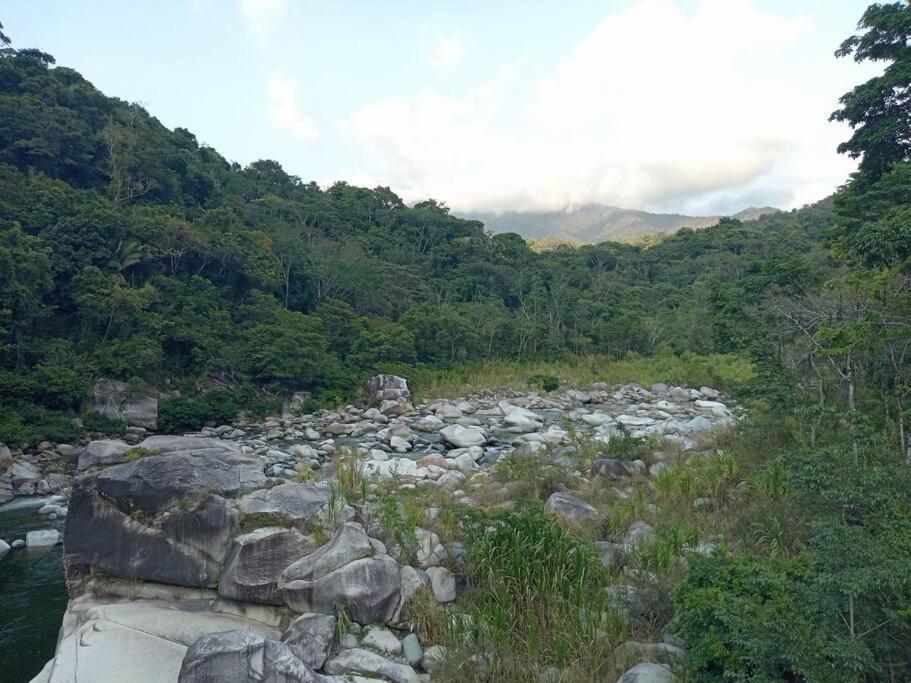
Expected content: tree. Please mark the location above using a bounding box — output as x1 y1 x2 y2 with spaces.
0 222 51 366
831 2 911 182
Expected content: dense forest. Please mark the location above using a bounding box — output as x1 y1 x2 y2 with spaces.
0 33 840 442
2 2 911 680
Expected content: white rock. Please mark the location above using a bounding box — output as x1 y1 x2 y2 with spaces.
26 529 60 547
362 626 402 655
439 424 487 448
426 566 456 603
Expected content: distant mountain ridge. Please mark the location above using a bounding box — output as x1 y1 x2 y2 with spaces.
463 204 781 244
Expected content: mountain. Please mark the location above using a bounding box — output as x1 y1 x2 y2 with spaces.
462 204 781 243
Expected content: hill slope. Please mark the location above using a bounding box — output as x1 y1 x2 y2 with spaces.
464 204 780 243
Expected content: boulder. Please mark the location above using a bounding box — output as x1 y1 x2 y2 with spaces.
281 612 337 670
77 439 131 471
179 630 323 683
219 527 312 605
9 460 41 488
26 529 59 547
616 662 676 683
426 566 456 603
401 633 423 667
544 492 598 522
414 415 445 432
367 374 411 402
237 482 328 529
439 424 487 448
93 379 158 429
362 626 402 655
280 523 401 624
324 648 420 683
393 565 431 622
64 438 261 587
590 458 631 479
624 521 657 552
0 539 9 557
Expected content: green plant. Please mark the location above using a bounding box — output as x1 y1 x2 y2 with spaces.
124 446 157 461
335 447 368 501
80 411 127 436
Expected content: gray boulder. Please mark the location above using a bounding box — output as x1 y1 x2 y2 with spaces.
219 527 312 605
9 460 40 488
324 648 420 683
280 524 401 624
64 438 260 587
77 439 131 471
544 492 598 522
281 612 336 670
439 424 487 448
591 458 631 479
616 662 676 683
93 379 158 429
366 374 411 402
237 483 328 530
178 630 324 682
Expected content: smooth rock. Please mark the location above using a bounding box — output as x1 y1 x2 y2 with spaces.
281 612 337 670
26 529 59 547
324 648 420 683
616 662 676 683
544 492 597 522
362 626 402 655
178 630 322 682
219 527 311 605
426 566 456 603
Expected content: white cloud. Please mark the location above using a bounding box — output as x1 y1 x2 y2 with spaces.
427 33 465 76
266 71 320 142
341 0 877 213
239 0 287 39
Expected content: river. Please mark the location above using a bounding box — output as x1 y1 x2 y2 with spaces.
0 497 68 683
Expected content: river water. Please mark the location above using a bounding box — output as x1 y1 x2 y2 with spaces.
0 498 68 683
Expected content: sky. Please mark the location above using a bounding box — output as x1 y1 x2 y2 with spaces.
4 0 882 215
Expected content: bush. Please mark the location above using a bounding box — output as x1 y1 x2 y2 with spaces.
0 401 79 445
80 411 127 436
528 374 559 392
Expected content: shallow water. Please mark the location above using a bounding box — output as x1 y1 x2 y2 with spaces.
0 498 68 683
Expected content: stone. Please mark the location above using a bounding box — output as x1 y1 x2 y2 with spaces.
8 460 41 488
280 524 401 624
362 626 402 655
26 529 59 547
65 439 261 587
439 424 487 448
76 439 132 471
616 662 676 683
93 379 158 429
380 398 413 417
324 648 420 683
237 482 328 529
178 630 322 682
596 541 626 569
565 389 592 403
591 458 631 479
289 444 319 459
624 521 657 552
393 565 431 622
420 645 447 674
281 612 337 670
436 470 465 491
0 539 9 557
219 527 311 605
389 436 411 451
544 492 598 522
414 528 447 568
401 633 423 667
367 374 411 402
434 404 463 419
426 566 456 603
414 415 445 432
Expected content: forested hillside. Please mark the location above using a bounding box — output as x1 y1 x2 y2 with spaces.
0 44 836 442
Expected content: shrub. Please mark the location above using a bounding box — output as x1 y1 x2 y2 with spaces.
0 401 79 445
528 374 559 392
81 411 127 436
157 388 245 432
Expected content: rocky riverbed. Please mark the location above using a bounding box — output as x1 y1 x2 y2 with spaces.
2 376 738 682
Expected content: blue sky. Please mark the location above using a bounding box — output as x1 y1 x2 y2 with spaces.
5 0 880 214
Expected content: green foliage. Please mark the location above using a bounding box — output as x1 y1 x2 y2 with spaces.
157 389 245 432
0 401 79 445
451 508 618 681
80 411 127 436
527 374 559 392
124 446 157 461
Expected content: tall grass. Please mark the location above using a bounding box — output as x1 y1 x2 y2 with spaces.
444 508 623 682
409 351 753 400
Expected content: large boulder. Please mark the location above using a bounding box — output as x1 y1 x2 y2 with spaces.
279 523 401 624
9 460 41 489
439 424 488 448
281 613 337 670
77 439 131 471
93 379 158 429
34 595 286 683
178 630 324 683
218 527 312 605
544 492 598 522
64 438 261 587
366 374 411 402
237 483 328 530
